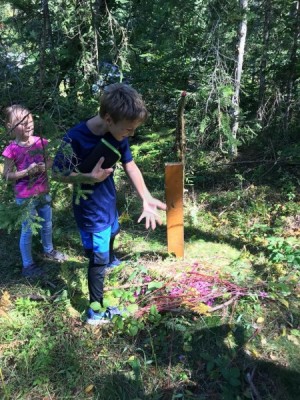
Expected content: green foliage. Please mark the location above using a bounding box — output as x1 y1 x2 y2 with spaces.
14 297 39 316
1 0 300 163
0 198 44 234
267 237 300 268
0 2 300 398
147 304 161 325
0 155 299 400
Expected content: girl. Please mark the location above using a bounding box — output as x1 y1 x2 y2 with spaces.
2 105 67 277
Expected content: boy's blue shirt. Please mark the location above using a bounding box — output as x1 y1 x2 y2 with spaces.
53 120 133 232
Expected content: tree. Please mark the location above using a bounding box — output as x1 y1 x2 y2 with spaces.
231 0 248 157
0 0 299 162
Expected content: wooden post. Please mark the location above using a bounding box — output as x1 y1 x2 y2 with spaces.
165 162 184 258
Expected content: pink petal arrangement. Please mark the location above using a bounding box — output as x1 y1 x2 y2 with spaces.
134 263 253 317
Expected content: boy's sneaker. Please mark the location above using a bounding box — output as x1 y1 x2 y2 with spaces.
44 249 68 262
107 254 121 269
86 305 123 325
104 306 123 319
22 263 44 278
86 308 110 325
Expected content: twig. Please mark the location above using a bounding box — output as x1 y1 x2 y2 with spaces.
28 294 47 301
167 324 174 389
246 367 262 400
218 185 252 217
209 296 239 312
104 282 148 291
216 159 300 166
135 295 240 317
44 280 57 289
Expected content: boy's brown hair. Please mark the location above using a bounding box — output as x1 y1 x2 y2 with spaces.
99 83 148 123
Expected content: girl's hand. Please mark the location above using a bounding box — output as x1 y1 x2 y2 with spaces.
26 162 39 175
37 162 46 173
27 162 46 175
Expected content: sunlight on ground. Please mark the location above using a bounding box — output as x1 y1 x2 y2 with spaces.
185 240 243 268
127 235 252 282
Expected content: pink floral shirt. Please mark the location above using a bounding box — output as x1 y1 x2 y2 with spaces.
2 136 49 198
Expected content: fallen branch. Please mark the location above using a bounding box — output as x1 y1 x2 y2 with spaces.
104 282 151 291
209 295 239 312
246 367 262 400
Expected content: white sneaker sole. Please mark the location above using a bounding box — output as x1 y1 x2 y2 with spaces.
86 318 111 325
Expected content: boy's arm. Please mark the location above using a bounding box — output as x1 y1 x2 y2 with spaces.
122 160 166 230
52 157 113 184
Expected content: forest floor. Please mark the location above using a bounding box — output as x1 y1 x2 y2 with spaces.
0 143 300 399
1 202 299 399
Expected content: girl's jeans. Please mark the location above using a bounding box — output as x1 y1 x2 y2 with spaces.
16 194 53 267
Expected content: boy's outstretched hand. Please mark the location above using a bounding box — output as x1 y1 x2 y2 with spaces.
138 197 167 230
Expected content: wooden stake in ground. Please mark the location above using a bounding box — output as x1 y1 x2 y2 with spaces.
165 162 184 257
165 91 187 258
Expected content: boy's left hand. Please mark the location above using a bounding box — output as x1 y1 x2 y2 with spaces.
138 198 167 230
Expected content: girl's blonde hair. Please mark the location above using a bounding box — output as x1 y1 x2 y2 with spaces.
4 104 30 125
4 105 31 138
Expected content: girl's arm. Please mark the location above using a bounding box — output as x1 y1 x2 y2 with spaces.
36 156 53 173
3 157 40 181
45 156 53 169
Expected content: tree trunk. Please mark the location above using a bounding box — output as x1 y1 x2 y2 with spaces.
175 91 187 168
39 0 47 95
283 0 300 135
39 0 55 107
231 0 248 158
91 0 106 79
257 0 271 124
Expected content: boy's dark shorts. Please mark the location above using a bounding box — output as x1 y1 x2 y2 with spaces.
79 216 120 265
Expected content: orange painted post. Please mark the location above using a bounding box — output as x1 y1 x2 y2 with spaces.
165 162 184 258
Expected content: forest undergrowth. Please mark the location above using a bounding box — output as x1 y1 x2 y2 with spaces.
0 138 299 400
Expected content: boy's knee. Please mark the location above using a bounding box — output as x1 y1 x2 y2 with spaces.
88 260 106 280
85 250 109 266
90 251 109 266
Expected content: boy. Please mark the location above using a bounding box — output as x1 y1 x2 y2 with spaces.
53 83 166 324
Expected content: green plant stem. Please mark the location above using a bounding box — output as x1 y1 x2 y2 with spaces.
146 327 158 371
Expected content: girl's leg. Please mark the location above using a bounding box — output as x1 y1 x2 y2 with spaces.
16 198 35 267
37 194 53 254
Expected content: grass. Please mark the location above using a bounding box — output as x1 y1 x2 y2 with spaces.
0 134 300 399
